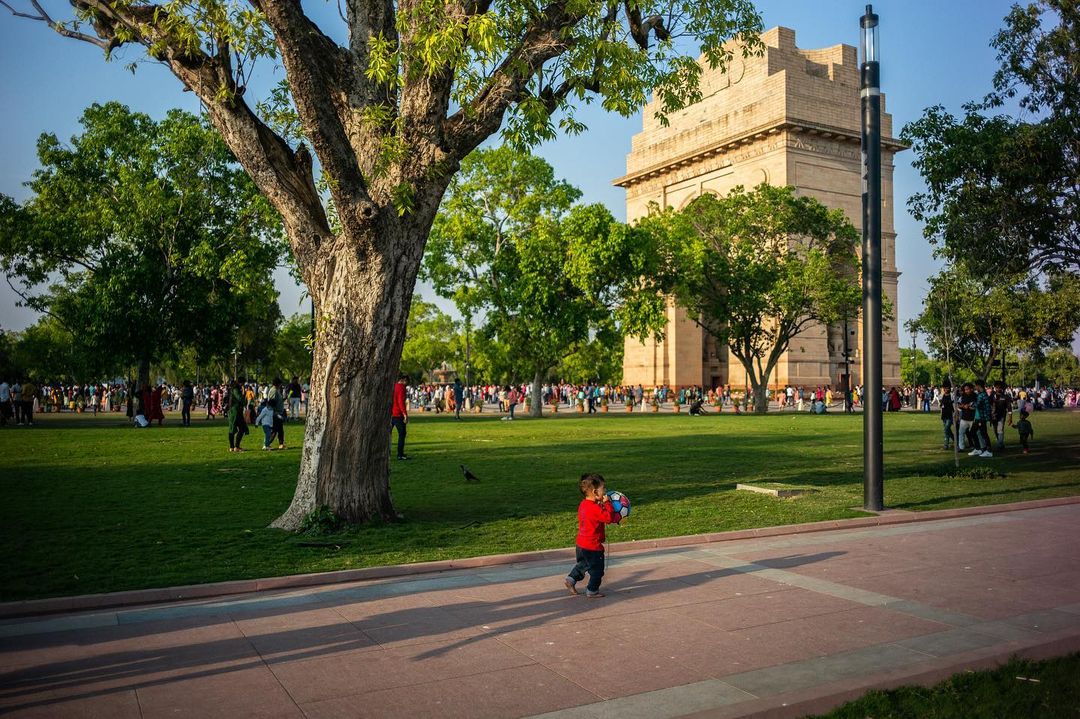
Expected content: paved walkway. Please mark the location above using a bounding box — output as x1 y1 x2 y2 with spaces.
2 503 1079 719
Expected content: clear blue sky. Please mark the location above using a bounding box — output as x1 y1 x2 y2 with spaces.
4 0 1074 352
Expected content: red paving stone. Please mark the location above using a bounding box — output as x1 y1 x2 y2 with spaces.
1 502 1079 718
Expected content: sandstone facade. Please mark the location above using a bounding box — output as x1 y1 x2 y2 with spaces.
617 26 904 391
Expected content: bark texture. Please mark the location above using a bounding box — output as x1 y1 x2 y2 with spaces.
530 369 544 418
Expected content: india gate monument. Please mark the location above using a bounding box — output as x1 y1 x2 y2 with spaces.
617 27 903 391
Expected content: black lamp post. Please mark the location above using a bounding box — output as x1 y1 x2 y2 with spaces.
861 5 884 511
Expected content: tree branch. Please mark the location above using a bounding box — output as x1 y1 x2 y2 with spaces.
48 0 334 281
441 0 580 161
247 0 377 228
1 0 113 50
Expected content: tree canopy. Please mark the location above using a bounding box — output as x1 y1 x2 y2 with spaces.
641 185 861 413
902 0 1079 276
909 265 1080 383
0 103 285 386
424 146 666 413
400 296 458 382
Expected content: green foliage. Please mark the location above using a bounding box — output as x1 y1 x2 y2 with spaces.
268 313 314 380
903 1 1080 275
424 147 667 387
6 317 109 382
557 321 625 384
400 296 458 382
910 265 1080 382
0 103 285 380
641 185 861 412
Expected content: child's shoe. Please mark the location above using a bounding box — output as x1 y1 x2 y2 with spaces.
563 576 578 595
585 590 605 599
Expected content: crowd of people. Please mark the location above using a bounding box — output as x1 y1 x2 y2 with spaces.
934 380 1056 458
0 376 309 437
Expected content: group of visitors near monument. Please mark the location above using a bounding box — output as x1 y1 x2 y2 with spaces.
0 375 1073 464
937 380 1049 457
406 380 1079 417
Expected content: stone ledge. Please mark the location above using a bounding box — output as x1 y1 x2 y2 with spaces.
2 495 1078 620
736 483 820 498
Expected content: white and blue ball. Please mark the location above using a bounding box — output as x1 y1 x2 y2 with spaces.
606 491 631 522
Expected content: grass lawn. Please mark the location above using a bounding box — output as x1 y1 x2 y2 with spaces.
811 652 1080 718
2 409 1078 601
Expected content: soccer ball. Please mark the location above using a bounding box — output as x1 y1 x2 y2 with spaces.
606 490 631 522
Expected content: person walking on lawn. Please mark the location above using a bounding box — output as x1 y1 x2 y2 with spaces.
391 374 410 460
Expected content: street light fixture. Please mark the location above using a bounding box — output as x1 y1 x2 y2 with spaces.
861 4 884 511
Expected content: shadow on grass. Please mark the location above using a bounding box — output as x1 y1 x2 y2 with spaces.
0 550 842 711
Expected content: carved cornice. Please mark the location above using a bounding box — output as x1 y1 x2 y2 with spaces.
614 120 907 190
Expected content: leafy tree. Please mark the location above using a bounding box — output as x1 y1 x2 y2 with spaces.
8 317 109 383
424 147 667 416
269 313 314 380
557 321 625 385
910 265 1080 383
1035 347 1080 386
400 296 458 382
4 0 762 528
0 103 284 389
642 185 861 414
903 1 1079 276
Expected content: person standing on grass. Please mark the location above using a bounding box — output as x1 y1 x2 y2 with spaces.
391 373 409 460
971 380 993 458
227 378 248 452
256 398 275 450
149 383 165 426
991 380 1013 451
501 384 520 421
453 378 464 420
957 383 976 451
11 381 22 425
939 383 954 450
0 379 10 427
1015 411 1034 454
267 377 287 450
19 379 37 426
288 376 303 421
181 380 194 427
564 473 620 599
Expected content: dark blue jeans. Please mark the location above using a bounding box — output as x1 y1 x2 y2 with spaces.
568 546 605 592
390 416 407 457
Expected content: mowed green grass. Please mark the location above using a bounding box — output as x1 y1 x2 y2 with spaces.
812 652 1080 718
2 409 1078 601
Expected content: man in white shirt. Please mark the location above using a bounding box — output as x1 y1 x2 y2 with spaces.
0 380 10 426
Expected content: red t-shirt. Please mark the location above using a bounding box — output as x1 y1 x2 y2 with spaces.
576 499 619 551
391 382 407 418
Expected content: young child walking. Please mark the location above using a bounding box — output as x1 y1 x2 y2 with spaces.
1015 411 1034 454
564 473 620 599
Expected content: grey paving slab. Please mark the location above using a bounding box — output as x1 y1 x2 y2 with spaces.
996 609 1080 634
894 627 1006 656
881 599 980 627
523 679 755 719
721 643 929 697
0 612 118 639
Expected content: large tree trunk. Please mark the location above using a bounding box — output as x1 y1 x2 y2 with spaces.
750 380 769 414
270 220 426 530
530 369 544 418
138 358 151 390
